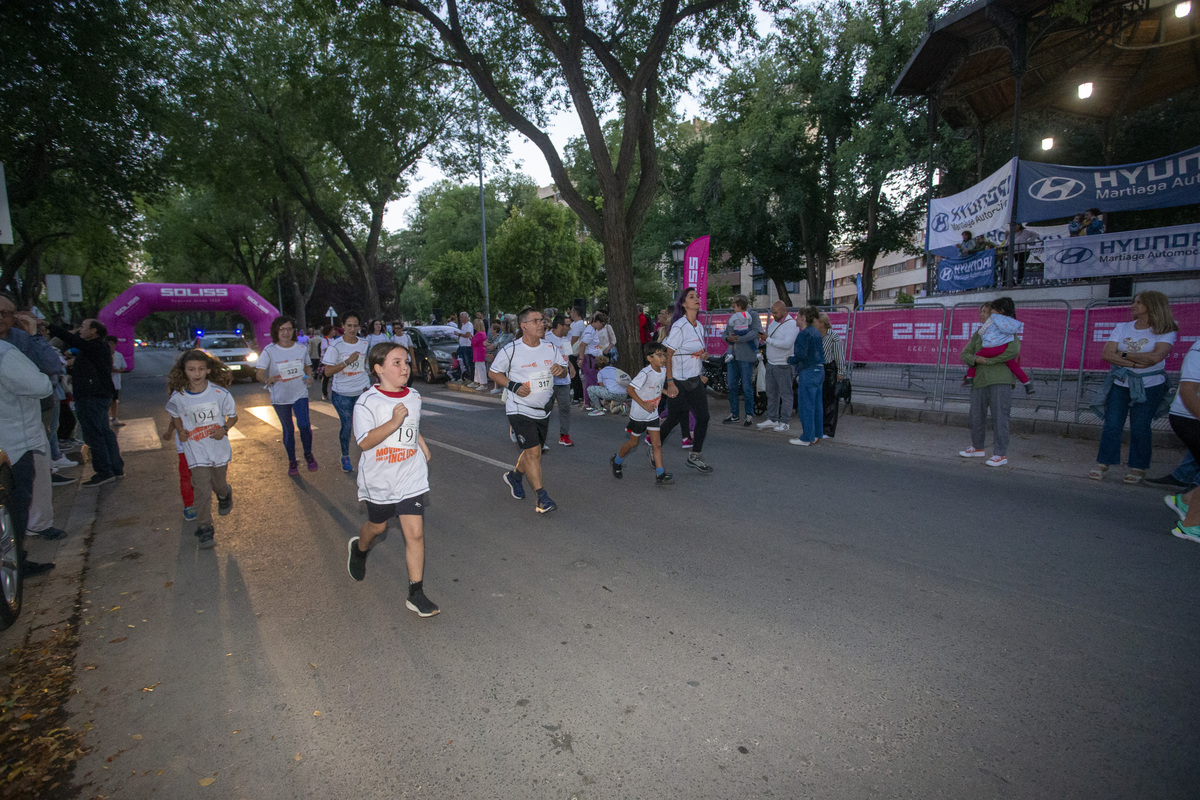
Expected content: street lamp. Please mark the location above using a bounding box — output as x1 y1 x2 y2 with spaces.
1077 81 1093 99
671 240 686 293
1041 136 1054 151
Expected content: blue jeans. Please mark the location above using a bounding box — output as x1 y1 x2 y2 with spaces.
272 397 313 462
1172 452 1200 487
796 366 824 443
727 359 754 417
76 395 124 477
1097 382 1167 470
457 346 473 380
331 391 360 458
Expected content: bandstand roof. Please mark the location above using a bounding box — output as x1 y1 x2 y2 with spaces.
893 0 1200 129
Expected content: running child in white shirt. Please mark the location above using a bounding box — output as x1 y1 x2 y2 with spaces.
164 350 238 549
345 341 439 617
610 342 673 486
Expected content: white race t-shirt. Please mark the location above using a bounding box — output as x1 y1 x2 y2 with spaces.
663 317 708 380
580 324 603 357
353 386 429 504
544 332 573 385
628 365 666 422
365 332 392 350
111 351 126 391
258 342 310 405
568 319 586 347
392 332 413 362
1169 339 1200 420
491 338 567 419
322 337 370 396
1107 322 1177 388
166 383 237 468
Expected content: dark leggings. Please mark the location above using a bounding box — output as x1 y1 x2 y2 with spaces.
1170 414 1200 462
272 397 314 462
659 379 709 452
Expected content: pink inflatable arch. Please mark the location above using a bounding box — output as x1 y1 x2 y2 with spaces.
98 283 279 371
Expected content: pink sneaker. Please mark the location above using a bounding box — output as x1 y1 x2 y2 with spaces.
559 434 574 447
288 460 300 476
681 437 693 449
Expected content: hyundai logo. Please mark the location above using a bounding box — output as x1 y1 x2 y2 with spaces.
1054 247 1094 265
939 267 954 281
1028 176 1086 202
931 213 949 233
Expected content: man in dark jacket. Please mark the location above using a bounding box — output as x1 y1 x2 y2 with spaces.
48 318 124 486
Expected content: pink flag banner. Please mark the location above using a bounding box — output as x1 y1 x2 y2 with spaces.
684 236 711 310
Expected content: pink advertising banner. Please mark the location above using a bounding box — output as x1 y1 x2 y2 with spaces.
694 303 1199 371
684 236 711 311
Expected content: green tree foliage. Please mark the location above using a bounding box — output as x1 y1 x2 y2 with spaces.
0 0 167 304
491 200 600 310
168 0 469 318
427 249 484 314
380 0 762 372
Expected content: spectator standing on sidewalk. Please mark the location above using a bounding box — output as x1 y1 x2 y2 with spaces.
817 313 847 439
107 336 128 427
788 307 825 447
455 311 474 383
0 336 56 576
568 307 586 403
48 317 124 486
721 295 762 427
958 300 1020 467
544 315 576 446
758 301 798 433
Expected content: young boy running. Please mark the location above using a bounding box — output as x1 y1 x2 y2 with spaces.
611 342 673 486
346 341 439 617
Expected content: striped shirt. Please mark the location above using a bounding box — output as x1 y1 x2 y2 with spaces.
822 331 847 373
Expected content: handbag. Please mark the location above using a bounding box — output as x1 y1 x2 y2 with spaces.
834 376 852 410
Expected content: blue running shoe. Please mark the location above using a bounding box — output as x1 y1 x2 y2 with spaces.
1165 493 1189 522
503 470 525 500
535 494 557 514
341 456 353 473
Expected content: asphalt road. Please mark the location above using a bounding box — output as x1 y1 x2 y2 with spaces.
60 348 1200 799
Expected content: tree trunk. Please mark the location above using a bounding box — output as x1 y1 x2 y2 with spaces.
770 276 793 306
601 207 640 376
859 183 882 303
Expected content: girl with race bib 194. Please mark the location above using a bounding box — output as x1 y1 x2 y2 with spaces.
165 350 239 550
346 341 439 618
256 315 318 476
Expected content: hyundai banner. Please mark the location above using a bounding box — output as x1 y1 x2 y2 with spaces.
927 158 1015 256
1017 144 1200 222
1042 222 1200 279
936 249 995 292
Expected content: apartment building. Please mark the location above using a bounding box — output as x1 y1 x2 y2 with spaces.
829 246 927 307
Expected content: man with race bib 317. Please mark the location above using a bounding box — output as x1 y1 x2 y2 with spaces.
489 307 569 514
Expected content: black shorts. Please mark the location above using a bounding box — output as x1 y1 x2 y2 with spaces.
112 390 120 401
365 493 428 524
508 413 549 450
625 418 660 435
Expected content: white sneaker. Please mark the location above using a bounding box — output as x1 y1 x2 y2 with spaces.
959 447 987 458
788 437 812 446
985 455 1008 467
51 456 78 469
756 419 777 430
773 423 790 432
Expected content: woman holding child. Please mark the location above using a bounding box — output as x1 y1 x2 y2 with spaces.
958 297 1022 467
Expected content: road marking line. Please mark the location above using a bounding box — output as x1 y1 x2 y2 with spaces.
112 418 162 453
247 405 320 431
424 438 512 470
421 397 492 411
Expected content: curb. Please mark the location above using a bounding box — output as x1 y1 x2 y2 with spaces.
846 401 1180 448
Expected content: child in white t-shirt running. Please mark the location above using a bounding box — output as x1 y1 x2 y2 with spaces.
164 350 239 549
346 341 438 617
610 343 673 486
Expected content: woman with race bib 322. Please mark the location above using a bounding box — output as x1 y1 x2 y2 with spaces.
256 315 318 476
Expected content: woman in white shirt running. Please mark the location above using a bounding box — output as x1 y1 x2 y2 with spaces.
256 315 317 476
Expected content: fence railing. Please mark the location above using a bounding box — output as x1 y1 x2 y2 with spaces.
694 296 1200 424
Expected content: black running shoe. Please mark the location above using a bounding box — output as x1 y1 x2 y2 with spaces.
50 474 75 487
217 489 233 516
721 415 739 424
655 472 674 486
611 455 623 479
686 453 713 474
197 525 216 549
347 536 367 581
82 473 115 488
535 494 558 514
406 588 440 617
1144 473 1191 490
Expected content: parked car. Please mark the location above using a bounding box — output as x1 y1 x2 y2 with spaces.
414 325 461 382
196 333 258 381
0 448 21 631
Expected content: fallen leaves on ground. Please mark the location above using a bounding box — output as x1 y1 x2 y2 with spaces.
0 626 88 800
198 776 216 786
